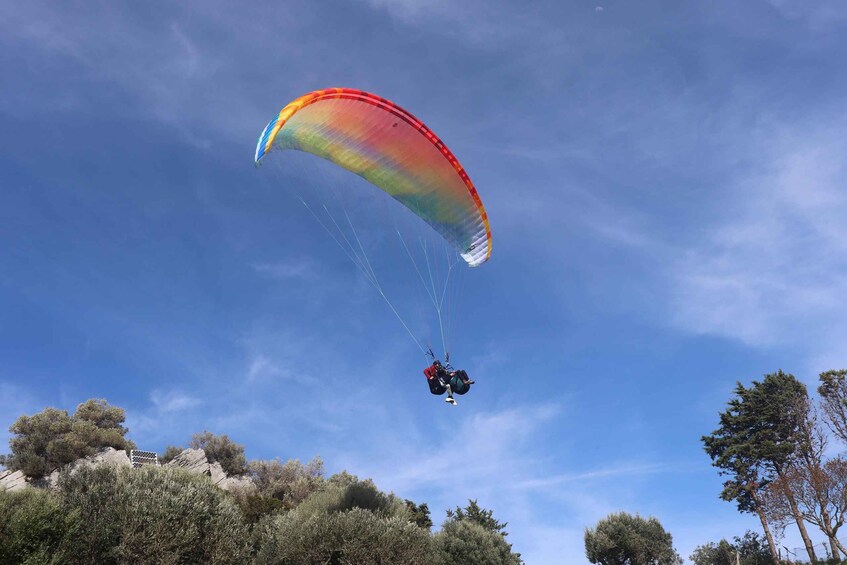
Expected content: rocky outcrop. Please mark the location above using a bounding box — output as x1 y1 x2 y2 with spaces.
45 447 132 488
90 447 131 467
218 474 254 492
210 461 227 485
0 469 28 492
212 463 254 492
3 448 253 494
165 448 209 475
165 449 252 492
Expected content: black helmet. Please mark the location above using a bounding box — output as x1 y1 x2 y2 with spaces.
433 359 442 366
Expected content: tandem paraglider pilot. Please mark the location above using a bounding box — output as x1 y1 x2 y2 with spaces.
424 360 474 406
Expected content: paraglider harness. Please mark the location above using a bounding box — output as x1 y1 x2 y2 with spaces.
425 351 471 396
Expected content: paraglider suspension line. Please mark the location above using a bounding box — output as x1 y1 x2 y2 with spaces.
298 197 428 355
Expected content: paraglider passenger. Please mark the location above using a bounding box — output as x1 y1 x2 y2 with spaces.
424 360 474 405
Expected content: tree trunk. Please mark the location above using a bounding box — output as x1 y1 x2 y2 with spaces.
782 483 818 563
829 525 847 557
752 490 781 564
829 536 840 561
819 507 842 560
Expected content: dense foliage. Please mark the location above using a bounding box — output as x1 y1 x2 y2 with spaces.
433 516 523 565
0 465 250 564
689 531 774 565
253 507 433 564
189 431 249 476
0 398 524 564
0 465 522 564
584 511 683 565
702 369 847 564
0 399 134 477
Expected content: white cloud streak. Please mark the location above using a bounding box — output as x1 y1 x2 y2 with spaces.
150 389 202 413
669 118 847 365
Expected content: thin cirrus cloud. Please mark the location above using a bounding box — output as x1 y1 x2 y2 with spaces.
668 117 847 363
252 260 319 281
150 389 202 413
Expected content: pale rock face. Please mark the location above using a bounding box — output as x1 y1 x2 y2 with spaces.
3 447 256 494
0 469 28 492
44 447 132 488
47 469 60 489
165 450 253 492
67 447 132 474
164 448 210 475
209 461 227 485
218 474 254 493
92 447 131 467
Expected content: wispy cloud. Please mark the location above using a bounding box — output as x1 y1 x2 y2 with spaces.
150 389 202 413
514 462 670 490
253 259 318 281
669 117 847 365
334 401 682 563
0 2 288 143
767 0 847 30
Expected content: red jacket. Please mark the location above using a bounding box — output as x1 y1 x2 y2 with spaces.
424 365 439 381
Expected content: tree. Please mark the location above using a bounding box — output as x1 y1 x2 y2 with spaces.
690 531 774 565
702 406 778 561
433 519 523 565
584 512 682 565
232 456 326 522
252 474 432 564
0 489 66 564
689 539 736 565
436 500 521 564
733 531 774 565
0 399 135 477
248 456 324 508
189 431 247 476
446 499 510 536
405 499 433 530
818 369 847 446
253 507 435 565
702 371 814 563
293 475 407 521
57 464 250 563
159 445 183 465
773 395 847 559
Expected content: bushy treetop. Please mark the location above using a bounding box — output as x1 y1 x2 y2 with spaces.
584 511 683 565
189 431 247 476
0 399 135 477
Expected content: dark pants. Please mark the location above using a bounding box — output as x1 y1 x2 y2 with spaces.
452 370 470 383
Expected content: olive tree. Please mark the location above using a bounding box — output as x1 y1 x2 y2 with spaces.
0 399 135 477
189 431 247 476
584 512 682 565
58 464 250 564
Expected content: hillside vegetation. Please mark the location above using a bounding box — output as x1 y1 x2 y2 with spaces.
0 399 522 565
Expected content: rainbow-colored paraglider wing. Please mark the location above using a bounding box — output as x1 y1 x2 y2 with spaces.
254 88 491 266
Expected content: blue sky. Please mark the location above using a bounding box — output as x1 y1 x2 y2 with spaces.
2 0 847 562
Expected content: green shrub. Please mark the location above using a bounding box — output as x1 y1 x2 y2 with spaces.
159 445 183 465
405 499 433 530
2 399 135 477
0 489 67 564
585 511 682 565
293 476 407 521
57 464 250 564
248 456 324 509
253 507 434 565
232 490 285 523
189 431 248 476
433 519 523 565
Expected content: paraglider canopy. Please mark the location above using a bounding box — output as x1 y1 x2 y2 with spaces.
255 88 491 267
